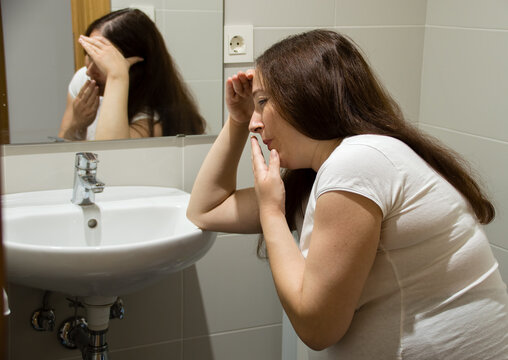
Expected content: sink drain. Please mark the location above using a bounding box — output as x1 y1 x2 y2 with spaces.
88 219 98 228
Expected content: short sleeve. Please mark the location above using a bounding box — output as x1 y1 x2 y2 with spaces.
68 67 89 98
315 142 403 217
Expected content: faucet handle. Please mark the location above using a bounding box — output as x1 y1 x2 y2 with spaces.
75 152 99 170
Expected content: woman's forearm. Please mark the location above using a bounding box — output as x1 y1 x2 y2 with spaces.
95 73 130 140
187 116 250 223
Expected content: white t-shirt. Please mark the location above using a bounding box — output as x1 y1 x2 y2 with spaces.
68 67 158 140
299 134 508 359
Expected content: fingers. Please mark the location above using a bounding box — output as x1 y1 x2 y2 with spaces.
77 80 98 101
268 149 280 177
79 35 110 49
230 71 253 97
250 136 267 173
127 56 144 66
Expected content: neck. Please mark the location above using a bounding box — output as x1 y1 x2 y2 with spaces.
310 138 342 172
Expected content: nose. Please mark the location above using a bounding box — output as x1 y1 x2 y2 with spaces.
249 112 264 133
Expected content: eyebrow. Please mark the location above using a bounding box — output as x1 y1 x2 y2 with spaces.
252 89 265 97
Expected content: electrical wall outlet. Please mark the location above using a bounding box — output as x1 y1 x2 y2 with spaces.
224 25 253 64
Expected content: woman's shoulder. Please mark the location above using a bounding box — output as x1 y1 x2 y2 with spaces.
342 134 406 149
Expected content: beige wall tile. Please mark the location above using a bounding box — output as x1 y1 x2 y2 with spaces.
225 0 335 27
7 285 85 360
183 324 282 360
253 28 322 58
426 0 508 30
421 125 508 249
1 138 184 194
183 234 281 337
420 27 508 141
187 80 224 135
108 274 183 349
110 340 181 359
340 26 425 123
182 136 215 192
160 10 223 81
335 0 427 25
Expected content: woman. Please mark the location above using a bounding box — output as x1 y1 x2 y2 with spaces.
59 8 205 141
187 30 508 359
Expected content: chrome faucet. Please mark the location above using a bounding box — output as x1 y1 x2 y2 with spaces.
72 152 105 205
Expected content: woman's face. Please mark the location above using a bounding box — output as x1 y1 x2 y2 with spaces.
84 29 107 94
249 72 313 169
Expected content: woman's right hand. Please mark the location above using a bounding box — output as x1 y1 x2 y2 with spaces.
72 79 100 128
226 70 255 124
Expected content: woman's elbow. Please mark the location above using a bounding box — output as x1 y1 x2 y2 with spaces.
295 315 351 351
299 332 344 351
186 207 207 229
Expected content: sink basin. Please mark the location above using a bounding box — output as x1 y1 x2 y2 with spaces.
2 186 216 296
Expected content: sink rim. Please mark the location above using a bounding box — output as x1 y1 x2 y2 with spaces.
2 185 217 296
2 185 199 251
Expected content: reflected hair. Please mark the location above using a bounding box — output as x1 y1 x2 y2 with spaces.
255 29 494 257
85 8 205 135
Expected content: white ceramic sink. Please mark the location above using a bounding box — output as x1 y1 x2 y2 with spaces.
3 186 216 296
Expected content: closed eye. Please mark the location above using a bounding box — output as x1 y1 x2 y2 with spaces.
258 98 268 107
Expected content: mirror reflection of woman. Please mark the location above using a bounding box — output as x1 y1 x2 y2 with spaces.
59 8 205 141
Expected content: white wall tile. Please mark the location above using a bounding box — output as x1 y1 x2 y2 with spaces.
163 0 222 11
112 0 164 10
182 234 282 337
182 135 215 192
160 10 223 82
339 26 425 123
225 0 335 27
108 274 183 349
253 28 321 58
187 80 224 135
421 125 508 249
335 0 427 26
420 27 508 141
183 324 282 360
1 138 183 194
7 285 85 360
426 0 508 30
109 340 181 359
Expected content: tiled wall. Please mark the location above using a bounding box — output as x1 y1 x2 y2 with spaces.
419 0 508 282
225 0 425 125
3 1 507 359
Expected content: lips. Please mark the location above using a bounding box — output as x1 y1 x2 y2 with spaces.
263 139 272 150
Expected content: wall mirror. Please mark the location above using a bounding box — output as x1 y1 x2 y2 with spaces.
0 0 224 145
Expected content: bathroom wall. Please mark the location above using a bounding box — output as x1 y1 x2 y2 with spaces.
419 0 508 282
3 1 506 360
2 0 426 359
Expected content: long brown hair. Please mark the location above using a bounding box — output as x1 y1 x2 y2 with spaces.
86 9 205 135
255 30 494 254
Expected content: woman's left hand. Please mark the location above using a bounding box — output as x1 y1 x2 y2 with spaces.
79 35 143 79
250 137 286 216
